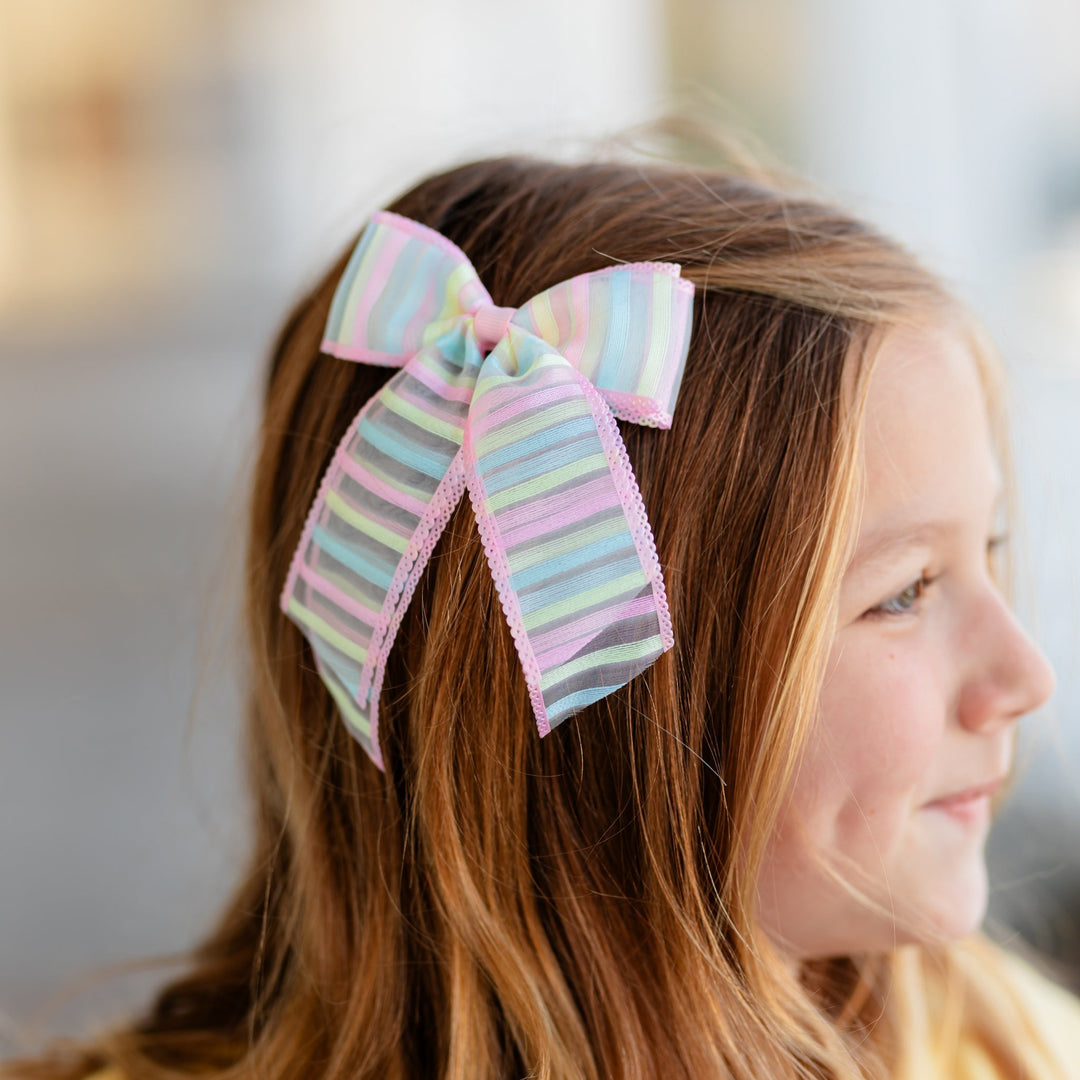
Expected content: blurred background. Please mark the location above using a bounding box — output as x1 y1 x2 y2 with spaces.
2 0 1079 1050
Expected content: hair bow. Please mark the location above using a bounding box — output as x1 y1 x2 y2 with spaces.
281 210 694 770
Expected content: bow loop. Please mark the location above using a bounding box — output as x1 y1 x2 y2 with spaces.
282 211 694 770
322 210 493 365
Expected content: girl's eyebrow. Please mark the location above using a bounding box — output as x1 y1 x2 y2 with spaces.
850 488 1005 575
849 519 951 574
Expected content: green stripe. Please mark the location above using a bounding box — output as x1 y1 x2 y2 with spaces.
636 274 671 400
506 513 625 573
474 396 591 457
486 453 609 513
322 670 371 737
522 569 647 631
380 386 463 443
325 489 408 554
287 596 368 663
540 634 663 692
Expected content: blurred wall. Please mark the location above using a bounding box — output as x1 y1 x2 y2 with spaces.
0 0 667 1049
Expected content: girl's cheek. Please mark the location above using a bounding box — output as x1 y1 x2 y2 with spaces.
819 634 946 802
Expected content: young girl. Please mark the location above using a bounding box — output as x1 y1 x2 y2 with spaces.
7 154 1080 1079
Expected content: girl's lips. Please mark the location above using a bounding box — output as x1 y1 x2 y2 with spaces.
921 778 1004 825
923 776 1004 808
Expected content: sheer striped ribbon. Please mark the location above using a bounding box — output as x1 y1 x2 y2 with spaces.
281 210 695 770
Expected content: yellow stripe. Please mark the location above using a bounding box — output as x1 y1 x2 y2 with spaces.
528 290 560 344
325 489 409 554
380 386 463 443
287 596 368 663
577 288 609 384
437 264 475 322
421 314 463 347
474 351 567 400
322 669 371 737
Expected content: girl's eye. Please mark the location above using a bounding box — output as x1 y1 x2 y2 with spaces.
864 535 1007 620
867 574 932 618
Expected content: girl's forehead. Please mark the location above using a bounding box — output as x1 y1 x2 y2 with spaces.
856 325 998 542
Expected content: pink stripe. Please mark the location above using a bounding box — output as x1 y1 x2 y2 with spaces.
335 452 429 518
532 593 658 666
406 354 476 402
298 561 381 626
457 274 489 313
501 488 622 550
395 382 468 430
350 229 410 348
302 571 379 639
373 210 479 272
468 379 580 440
280 392 382 614
321 339 407 366
354 451 468 708
494 473 619 536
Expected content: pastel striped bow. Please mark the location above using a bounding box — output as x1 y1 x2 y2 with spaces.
281 210 694 770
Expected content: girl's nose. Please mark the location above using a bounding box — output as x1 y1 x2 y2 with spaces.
955 585 1056 735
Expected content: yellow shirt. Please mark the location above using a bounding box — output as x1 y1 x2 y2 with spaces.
957 950 1080 1079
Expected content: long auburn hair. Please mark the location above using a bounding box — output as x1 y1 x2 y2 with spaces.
6 155 1069 1079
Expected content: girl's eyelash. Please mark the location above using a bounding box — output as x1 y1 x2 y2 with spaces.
867 574 933 619
866 535 1010 620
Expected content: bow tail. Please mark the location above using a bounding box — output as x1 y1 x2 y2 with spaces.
280 344 473 769
462 348 673 738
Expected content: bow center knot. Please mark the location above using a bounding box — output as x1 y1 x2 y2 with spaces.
472 304 517 352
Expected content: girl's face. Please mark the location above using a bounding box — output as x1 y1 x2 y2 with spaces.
757 323 1056 962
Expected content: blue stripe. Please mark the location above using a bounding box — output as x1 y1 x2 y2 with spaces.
315 648 361 700
313 524 396 590
380 243 445 349
509 531 634 591
546 683 621 722
593 272 631 391
476 415 597 473
516 553 643 614
326 224 378 338
368 238 424 344
358 417 454 480
479 430 601 494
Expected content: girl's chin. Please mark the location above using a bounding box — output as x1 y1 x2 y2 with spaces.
901 859 990 944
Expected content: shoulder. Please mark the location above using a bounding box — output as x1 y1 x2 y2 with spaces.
997 946 1080 1019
